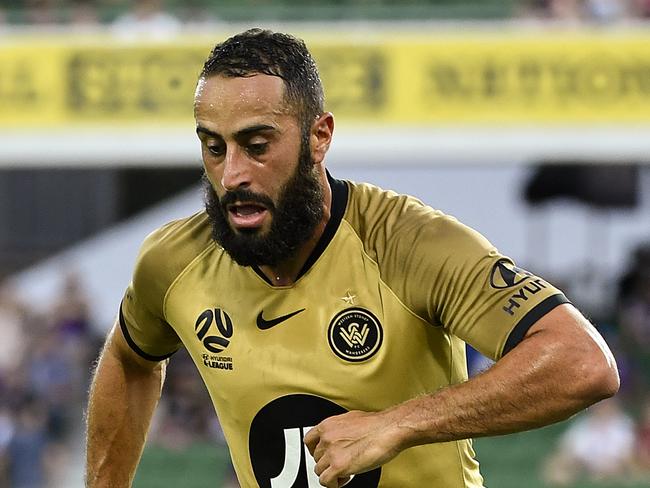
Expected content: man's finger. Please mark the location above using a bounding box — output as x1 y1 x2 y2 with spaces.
314 454 328 476
338 476 353 487
318 465 338 488
303 425 320 455
312 446 324 463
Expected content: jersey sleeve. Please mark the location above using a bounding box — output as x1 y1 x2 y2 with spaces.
405 211 568 360
347 183 569 361
120 224 183 361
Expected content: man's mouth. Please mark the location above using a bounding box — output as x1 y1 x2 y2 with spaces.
227 202 269 229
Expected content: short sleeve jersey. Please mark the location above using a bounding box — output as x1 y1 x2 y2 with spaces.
121 175 568 488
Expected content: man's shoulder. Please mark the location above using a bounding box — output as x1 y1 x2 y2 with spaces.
125 211 214 323
142 211 212 254
134 210 215 284
344 179 451 233
342 179 490 261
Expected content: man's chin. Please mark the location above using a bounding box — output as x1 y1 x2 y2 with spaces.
231 228 265 240
220 236 283 268
228 221 270 236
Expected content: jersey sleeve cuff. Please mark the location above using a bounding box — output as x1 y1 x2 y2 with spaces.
502 293 571 356
119 302 178 362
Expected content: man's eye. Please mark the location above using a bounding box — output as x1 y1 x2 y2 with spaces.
208 145 224 156
247 143 268 155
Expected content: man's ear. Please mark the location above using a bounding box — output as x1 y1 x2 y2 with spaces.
310 112 334 165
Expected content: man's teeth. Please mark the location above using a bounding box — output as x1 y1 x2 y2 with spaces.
235 205 264 216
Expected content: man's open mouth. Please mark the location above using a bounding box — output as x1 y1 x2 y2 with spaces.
227 202 269 229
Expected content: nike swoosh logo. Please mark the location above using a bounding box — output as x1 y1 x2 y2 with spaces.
256 308 306 330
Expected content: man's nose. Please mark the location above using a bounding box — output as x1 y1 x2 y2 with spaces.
221 147 251 191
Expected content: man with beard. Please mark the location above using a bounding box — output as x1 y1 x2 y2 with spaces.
86 29 619 488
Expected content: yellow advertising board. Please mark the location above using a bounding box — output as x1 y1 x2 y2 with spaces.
1 32 650 127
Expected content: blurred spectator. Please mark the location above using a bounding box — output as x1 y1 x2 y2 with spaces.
518 0 646 20
23 0 58 24
0 285 27 374
543 399 636 485
0 272 102 487
69 0 100 26
519 0 581 20
634 0 650 17
52 272 92 341
28 326 76 442
635 397 650 472
618 244 650 302
619 275 650 347
7 398 48 488
617 243 650 400
584 0 627 21
466 345 494 377
111 0 181 40
551 0 583 19
150 349 215 450
0 405 14 486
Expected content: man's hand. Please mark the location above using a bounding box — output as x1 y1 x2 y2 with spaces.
303 410 403 488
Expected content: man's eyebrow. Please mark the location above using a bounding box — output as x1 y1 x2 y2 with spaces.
235 124 277 137
196 126 220 138
195 124 277 139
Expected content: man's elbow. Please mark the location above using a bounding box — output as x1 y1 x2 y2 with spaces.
574 349 620 404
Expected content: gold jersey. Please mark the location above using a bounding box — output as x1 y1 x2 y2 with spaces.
121 174 568 488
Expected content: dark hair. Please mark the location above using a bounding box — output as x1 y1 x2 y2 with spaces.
201 28 324 127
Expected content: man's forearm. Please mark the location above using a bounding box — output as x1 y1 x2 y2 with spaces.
85 329 166 488
390 309 619 449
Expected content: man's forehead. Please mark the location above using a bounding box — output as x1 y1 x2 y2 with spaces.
193 74 300 138
194 73 290 113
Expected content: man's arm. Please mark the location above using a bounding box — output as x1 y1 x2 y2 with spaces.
85 321 167 488
304 304 619 488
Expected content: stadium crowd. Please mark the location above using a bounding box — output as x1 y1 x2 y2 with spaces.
0 274 101 487
0 0 649 26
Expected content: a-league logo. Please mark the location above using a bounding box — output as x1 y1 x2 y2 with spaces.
195 308 233 353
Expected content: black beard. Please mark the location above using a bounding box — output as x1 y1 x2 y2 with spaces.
203 143 324 267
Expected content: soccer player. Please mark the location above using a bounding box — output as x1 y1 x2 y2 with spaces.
85 29 619 488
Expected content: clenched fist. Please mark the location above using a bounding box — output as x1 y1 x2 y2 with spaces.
303 410 404 488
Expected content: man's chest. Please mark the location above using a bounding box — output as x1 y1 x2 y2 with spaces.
162 235 453 404
166 262 395 395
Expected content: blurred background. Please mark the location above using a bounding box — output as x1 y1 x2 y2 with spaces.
1 1 650 487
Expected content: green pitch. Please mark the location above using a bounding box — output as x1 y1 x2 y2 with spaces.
134 442 232 488
475 422 646 488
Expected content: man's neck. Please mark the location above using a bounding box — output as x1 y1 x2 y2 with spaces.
259 171 332 286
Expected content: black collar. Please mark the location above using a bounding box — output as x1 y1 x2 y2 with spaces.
252 171 349 285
